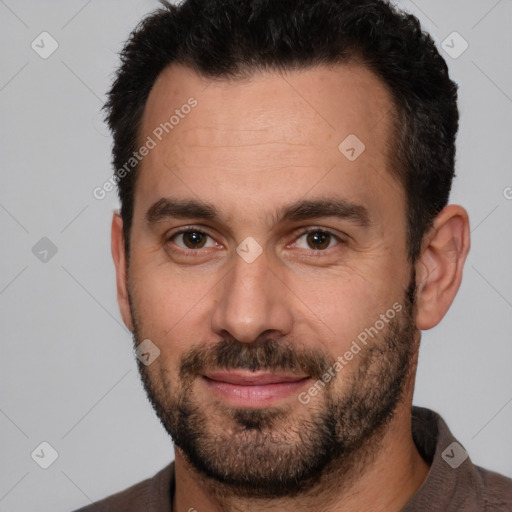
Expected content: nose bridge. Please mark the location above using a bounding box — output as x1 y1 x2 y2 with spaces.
210 248 293 344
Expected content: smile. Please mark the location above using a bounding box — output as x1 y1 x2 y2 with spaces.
202 370 311 407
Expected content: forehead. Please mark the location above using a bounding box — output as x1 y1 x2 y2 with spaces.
134 62 402 227
141 62 394 147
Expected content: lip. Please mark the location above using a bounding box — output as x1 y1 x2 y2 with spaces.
202 370 310 407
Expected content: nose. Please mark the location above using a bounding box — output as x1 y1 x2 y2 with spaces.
210 246 294 344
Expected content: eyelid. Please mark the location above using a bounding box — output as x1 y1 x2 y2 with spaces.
293 226 343 239
166 225 215 240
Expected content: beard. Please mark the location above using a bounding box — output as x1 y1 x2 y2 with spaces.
130 274 418 499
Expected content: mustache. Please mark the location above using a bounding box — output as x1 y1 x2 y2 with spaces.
179 338 335 382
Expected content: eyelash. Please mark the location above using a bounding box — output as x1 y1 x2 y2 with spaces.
166 226 345 256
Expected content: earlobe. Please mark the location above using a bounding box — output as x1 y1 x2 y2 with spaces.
415 205 470 331
111 212 134 332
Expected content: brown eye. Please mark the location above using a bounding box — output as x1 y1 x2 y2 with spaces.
183 231 206 249
171 230 215 250
306 231 332 250
294 230 339 251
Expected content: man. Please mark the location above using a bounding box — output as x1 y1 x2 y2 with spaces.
76 0 512 510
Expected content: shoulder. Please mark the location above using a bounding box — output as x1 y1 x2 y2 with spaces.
71 462 175 512
72 477 153 512
477 465 512 511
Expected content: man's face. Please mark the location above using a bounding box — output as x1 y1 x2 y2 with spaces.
124 64 418 496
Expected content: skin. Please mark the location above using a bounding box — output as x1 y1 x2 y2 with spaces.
111 63 470 512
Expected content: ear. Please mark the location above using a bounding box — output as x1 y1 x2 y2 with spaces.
111 212 134 332
415 204 470 330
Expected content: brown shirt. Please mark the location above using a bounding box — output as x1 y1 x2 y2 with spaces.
72 406 512 511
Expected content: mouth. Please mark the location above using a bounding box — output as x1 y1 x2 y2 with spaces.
202 370 311 407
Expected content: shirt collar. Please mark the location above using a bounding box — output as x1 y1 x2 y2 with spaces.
403 406 485 511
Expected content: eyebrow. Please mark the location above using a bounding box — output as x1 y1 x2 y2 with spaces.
145 196 370 228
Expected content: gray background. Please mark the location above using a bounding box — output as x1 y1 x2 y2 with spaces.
0 0 511 510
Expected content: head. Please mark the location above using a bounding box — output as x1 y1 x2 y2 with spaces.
107 0 470 498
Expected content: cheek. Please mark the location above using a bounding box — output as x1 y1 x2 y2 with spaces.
290 265 404 356
129 263 214 358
